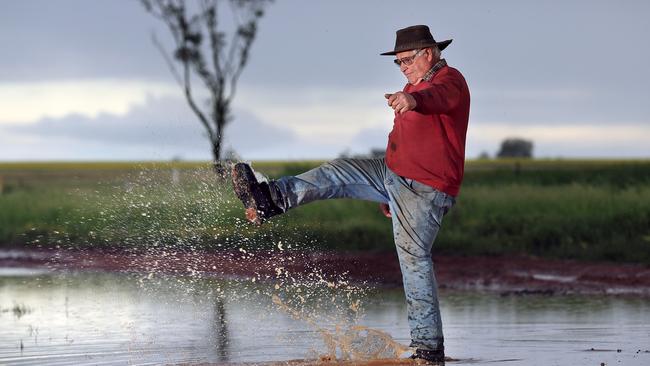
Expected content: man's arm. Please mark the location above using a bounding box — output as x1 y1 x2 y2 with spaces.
385 73 465 115
410 73 465 115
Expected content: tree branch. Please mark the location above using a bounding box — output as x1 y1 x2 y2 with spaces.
151 33 183 88
142 0 271 162
183 57 215 141
202 0 223 79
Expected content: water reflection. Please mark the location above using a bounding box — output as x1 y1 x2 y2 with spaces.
0 269 649 365
213 295 229 362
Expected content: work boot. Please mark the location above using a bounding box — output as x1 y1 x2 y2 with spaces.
231 163 284 225
410 348 445 365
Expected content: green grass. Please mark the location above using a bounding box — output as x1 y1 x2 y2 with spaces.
463 159 650 188
1 159 649 264
439 183 650 261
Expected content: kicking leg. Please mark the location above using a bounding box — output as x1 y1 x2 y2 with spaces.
232 158 390 224
273 158 390 210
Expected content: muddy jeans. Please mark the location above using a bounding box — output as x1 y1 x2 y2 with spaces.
272 158 455 352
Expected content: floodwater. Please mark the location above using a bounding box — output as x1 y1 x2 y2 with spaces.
1 267 649 366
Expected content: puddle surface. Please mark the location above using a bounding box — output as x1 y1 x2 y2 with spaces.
1 269 649 365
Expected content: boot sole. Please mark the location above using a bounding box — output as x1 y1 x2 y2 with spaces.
231 163 263 225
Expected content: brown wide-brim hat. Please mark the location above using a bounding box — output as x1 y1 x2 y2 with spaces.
380 25 452 56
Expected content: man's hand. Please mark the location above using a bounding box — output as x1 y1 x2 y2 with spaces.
385 92 417 114
379 203 391 218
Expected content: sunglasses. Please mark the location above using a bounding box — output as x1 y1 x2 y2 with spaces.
393 49 425 67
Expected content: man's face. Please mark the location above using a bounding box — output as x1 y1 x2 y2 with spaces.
396 48 435 85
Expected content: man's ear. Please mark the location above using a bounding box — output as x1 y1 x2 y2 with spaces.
427 48 434 61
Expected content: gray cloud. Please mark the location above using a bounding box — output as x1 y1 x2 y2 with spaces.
2 96 300 160
472 88 650 125
1 0 649 159
0 1 167 82
346 127 391 156
7 0 649 91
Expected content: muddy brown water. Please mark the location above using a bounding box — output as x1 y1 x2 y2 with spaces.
1 267 649 365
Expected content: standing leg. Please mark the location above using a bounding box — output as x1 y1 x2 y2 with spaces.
384 169 454 354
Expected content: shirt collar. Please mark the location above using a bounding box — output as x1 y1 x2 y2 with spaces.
421 58 447 82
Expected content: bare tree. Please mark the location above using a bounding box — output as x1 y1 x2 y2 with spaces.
141 0 271 174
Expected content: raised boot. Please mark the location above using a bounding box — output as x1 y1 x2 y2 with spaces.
231 163 284 225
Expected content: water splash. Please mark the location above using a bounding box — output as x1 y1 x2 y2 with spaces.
36 163 409 362
269 261 410 363
271 295 410 361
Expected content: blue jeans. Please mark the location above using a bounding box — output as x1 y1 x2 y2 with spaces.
272 158 455 351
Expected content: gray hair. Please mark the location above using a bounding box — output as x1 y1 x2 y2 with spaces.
415 46 441 61
430 45 441 60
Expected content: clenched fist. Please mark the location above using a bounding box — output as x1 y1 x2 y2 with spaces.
385 92 417 114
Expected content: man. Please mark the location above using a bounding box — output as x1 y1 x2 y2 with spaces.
232 25 470 364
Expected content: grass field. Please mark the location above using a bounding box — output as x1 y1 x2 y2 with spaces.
1 159 649 264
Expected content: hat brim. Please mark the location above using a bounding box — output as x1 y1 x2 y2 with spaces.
380 39 452 56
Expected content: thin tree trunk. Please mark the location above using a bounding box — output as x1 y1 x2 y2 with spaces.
211 137 225 178
211 109 228 178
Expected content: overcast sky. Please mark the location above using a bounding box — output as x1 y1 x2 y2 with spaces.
1 0 648 161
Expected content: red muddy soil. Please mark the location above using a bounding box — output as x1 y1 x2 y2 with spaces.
2 248 650 296
189 358 447 366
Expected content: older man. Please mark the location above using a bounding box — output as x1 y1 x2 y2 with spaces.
232 25 470 364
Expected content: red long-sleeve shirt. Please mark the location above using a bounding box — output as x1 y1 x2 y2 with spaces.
385 65 470 196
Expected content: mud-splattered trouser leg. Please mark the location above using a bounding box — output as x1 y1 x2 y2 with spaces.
384 173 455 352
272 158 391 208
272 158 455 352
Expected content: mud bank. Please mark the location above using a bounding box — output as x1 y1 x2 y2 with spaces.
2 248 650 296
